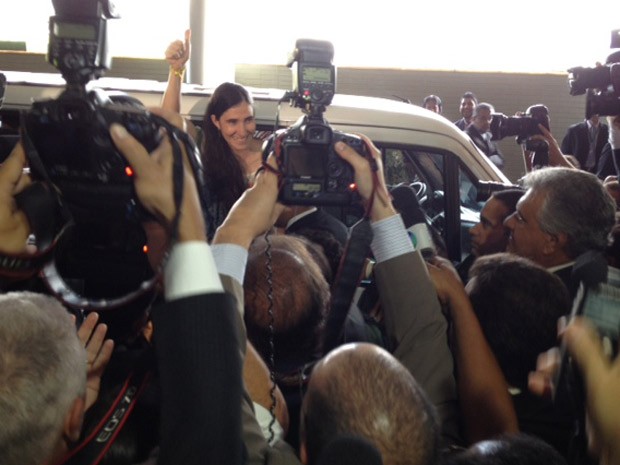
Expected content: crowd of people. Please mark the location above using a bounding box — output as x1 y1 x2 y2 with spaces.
1 32 620 465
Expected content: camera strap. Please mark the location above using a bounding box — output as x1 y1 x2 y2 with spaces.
322 218 373 354
0 121 72 280
59 353 154 465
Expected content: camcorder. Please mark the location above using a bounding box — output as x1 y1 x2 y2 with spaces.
18 0 206 336
268 39 367 206
567 29 620 119
490 104 551 168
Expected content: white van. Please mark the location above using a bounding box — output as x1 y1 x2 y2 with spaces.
0 71 512 261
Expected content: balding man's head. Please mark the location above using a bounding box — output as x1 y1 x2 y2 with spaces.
301 343 439 465
244 234 330 366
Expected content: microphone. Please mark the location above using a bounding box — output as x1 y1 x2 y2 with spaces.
316 434 383 465
390 184 436 259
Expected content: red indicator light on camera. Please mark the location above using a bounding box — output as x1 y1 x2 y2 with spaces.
142 245 148 254
125 166 134 177
349 183 357 191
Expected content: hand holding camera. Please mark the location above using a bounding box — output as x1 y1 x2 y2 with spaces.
213 153 283 248
273 39 371 207
0 142 33 255
109 122 206 243
333 135 395 222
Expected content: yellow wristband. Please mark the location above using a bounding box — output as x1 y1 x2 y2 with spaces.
171 67 186 79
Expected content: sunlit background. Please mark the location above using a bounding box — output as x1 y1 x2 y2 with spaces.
4 0 619 73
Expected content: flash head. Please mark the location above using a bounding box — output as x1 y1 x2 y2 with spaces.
287 39 336 112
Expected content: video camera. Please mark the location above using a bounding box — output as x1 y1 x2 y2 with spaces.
19 0 206 327
490 104 551 168
269 39 367 206
567 29 620 119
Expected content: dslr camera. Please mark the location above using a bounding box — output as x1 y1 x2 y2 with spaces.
272 39 367 206
25 0 162 219
19 0 204 318
489 104 550 145
567 29 620 119
490 104 551 167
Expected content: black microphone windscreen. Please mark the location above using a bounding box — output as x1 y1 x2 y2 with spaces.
316 434 383 465
390 184 426 228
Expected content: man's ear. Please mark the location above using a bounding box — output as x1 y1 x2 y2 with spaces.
210 114 220 130
542 231 568 256
64 396 86 443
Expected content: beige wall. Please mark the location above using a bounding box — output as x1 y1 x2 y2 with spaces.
1 53 587 182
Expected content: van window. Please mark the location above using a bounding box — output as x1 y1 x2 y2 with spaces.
382 146 483 260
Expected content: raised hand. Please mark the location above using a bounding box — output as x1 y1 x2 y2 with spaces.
0 142 32 255
76 312 115 411
165 29 191 72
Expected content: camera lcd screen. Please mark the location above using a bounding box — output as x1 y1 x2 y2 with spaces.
302 66 332 84
286 145 325 177
53 21 97 40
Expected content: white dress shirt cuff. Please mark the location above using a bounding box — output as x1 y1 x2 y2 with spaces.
370 214 414 263
211 243 248 286
164 241 223 301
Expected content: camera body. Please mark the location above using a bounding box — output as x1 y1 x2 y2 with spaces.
275 39 365 206
278 116 364 205
17 0 205 317
568 30 620 118
490 104 550 144
25 88 161 220
24 0 164 222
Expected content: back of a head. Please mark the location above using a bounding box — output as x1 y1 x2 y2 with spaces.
444 433 567 465
490 189 524 216
316 434 383 465
0 291 85 465
302 343 439 465
288 231 337 285
467 253 570 389
473 102 494 117
244 234 330 366
522 167 616 258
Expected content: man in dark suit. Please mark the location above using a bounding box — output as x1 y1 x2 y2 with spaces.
466 102 505 170
453 92 478 131
560 115 609 175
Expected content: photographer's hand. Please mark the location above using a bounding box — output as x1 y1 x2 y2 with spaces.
562 317 620 465
0 141 33 255
109 123 206 243
334 135 396 222
76 312 114 412
530 124 574 169
427 260 519 441
213 154 283 249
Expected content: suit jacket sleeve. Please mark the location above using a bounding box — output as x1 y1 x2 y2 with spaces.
152 292 243 465
219 274 302 465
374 251 461 445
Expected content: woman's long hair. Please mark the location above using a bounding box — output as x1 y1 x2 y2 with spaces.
202 82 254 210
